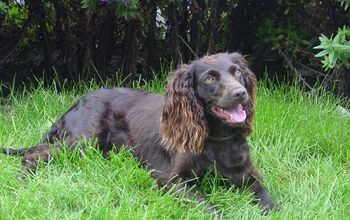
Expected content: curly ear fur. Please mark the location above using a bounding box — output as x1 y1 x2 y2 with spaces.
160 65 208 153
231 53 257 136
242 68 257 136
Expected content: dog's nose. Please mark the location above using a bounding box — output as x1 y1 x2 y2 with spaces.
231 88 247 100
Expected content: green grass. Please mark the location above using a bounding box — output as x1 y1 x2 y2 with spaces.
0 77 349 219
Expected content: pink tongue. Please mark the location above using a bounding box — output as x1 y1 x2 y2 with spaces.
226 104 246 123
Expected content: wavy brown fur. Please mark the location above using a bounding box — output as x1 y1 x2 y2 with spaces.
160 64 208 153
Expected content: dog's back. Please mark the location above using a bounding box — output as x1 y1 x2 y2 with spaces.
1 88 169 178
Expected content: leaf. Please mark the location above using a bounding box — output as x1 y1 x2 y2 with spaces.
333 44 350 53
313 44 326 49
333 32 341 43
302 40 310 45
339 54 350 66
320 34 331 41
337 0 350 10
328 51 335 65
315 50 329 57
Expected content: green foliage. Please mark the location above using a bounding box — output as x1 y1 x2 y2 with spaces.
313 1 350 71
81 0 99 10
114 0 138 20
336 0 350 10
0 0 349 93
1 2 38 48
0 1 7 14
256 18 309 54
314 26 350 70
3 2 28 28
81 0 138 20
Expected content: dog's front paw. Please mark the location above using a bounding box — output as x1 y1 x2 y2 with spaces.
208 204 224 220
260 199 280 215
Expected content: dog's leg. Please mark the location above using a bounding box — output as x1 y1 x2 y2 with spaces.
227 165 276 214
158 175 222 219
18 143 55 179
247 173 276 214
159 152 223 219
18 137 79 178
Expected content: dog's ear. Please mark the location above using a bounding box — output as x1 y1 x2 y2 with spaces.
229 53 257 136
160 64 207 153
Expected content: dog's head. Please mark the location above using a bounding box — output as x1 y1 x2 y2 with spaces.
160 52 257 153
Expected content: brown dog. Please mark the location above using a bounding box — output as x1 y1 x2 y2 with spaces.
2 53 276 216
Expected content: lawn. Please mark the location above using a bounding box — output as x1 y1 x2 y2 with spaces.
0 77 349 219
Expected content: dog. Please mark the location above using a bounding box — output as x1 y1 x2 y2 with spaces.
1 52 276 216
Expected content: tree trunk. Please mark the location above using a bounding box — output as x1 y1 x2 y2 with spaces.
207 0 219 54
144 1 158 76
26 0 54 71
95 8 116 78
81 10 95 79
52 0 79 79
189 0 203 59
178 0 190 62
167 2 181 64
122 18 139 78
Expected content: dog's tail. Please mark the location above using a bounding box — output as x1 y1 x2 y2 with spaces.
0 146 36 156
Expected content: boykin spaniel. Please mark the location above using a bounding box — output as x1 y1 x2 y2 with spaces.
2 52 276 216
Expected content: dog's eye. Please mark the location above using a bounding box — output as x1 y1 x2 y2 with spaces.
203 75 216 84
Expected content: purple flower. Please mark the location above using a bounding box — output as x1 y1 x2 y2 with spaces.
100 0 108 3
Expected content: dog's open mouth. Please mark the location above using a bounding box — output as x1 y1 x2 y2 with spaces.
211 104 246 123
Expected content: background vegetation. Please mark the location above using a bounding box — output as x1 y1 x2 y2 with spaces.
0 0 349 98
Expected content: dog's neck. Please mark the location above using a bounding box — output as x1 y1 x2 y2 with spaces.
206 114 243 142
